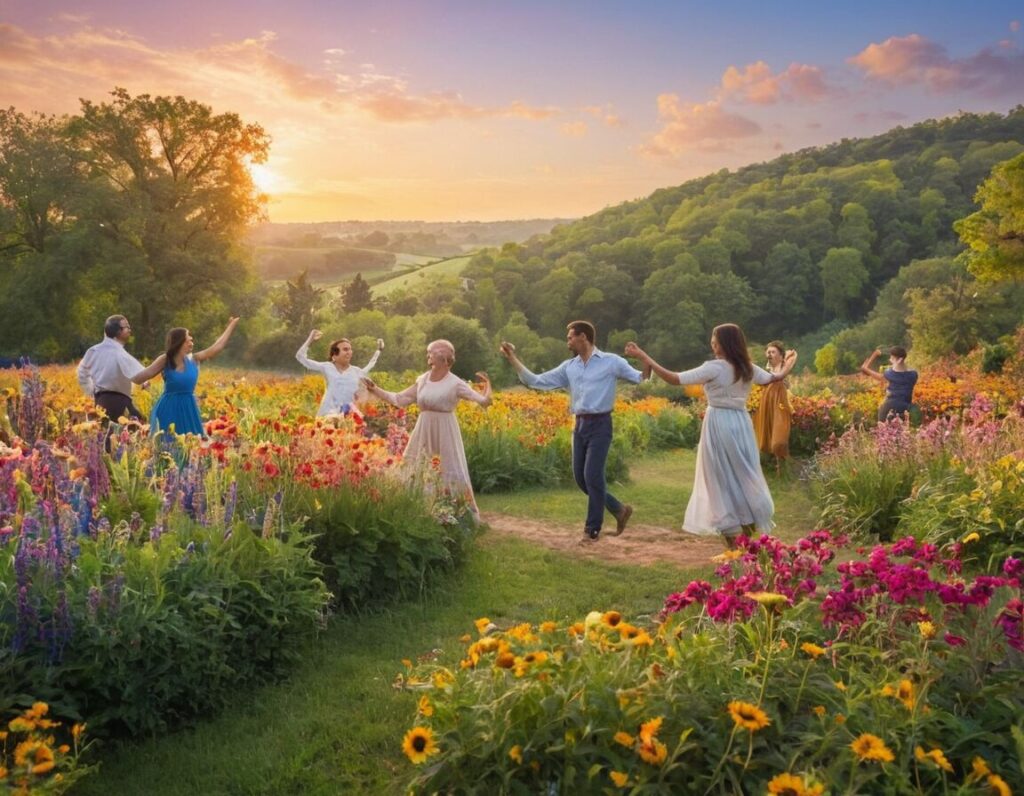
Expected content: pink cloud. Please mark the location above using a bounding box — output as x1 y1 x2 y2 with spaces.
1011 20 1021 33
849 33 1024 96
0 22 560 125
641 96 761 157
719 60 837 104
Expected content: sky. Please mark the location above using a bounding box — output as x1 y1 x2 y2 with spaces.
2 1 1023 222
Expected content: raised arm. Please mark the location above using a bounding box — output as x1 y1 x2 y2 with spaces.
624 342 681 386
195 317 240 363
859 349 885 382
296 329 328 372
131 353 167 384
771 349 798 382
362 338 385 373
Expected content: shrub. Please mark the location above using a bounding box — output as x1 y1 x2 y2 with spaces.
399 533 1024 794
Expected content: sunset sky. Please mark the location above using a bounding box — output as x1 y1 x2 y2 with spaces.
2 1 1023 222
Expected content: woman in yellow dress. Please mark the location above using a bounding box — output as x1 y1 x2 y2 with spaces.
752 341 796 470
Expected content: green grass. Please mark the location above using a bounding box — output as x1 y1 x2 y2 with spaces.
75 449 818 795
371 255 473 297
76 535 696 796
477 448 818 541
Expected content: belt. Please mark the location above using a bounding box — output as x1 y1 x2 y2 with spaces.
95 390 130 397
575 412 611 419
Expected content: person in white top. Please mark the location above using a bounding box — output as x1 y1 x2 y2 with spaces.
626 324 796 548
363 339 492 520
77 315 166 424
295 330 384 416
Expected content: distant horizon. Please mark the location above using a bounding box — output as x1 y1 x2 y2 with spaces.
3 0 1022 221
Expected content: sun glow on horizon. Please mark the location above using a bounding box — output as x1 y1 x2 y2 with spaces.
248 162 287 196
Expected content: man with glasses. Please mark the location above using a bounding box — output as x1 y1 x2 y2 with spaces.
77 315 164 425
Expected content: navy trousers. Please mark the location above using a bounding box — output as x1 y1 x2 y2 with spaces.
572 413 623 536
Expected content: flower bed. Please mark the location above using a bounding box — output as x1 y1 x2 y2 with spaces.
398 533 1023 793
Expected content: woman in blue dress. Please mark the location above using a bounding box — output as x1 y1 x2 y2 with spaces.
150 317 240 436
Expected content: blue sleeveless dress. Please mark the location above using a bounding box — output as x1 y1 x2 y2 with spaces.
150 356 204 436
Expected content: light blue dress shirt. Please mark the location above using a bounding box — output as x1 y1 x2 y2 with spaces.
516 349 643 414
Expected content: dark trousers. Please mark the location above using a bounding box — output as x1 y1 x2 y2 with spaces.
572 414 623 535
95 391 143 423
878 400 911 422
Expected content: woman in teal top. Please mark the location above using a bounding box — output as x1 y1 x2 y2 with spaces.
151 317 240 436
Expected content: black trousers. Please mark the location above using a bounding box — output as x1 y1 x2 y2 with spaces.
94 391 143 423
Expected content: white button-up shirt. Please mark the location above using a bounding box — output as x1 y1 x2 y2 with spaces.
77 337 145 397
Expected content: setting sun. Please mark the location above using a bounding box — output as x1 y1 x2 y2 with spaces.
248 162 286 196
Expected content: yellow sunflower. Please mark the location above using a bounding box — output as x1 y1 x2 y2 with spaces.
638 716 663 743
610 770 630 788
727 700 771 731
508 745 523 764
613 731 635 748
914 745 953 773
766 772 825 796
402 726 439 764
745 591 789 608
637 738 668 765
602 610 623 628
800 642 826 659
850 733 894 763
988 774 1012 796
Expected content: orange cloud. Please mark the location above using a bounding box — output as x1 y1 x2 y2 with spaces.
582 104 626 127
849 33 1024 95
719 60 836 104
560 121 588 137
641 96 761 157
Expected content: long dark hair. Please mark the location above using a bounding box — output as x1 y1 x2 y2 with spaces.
165 327 188 369
713 323 753 383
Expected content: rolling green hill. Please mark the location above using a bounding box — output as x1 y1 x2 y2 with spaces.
371 255 474 296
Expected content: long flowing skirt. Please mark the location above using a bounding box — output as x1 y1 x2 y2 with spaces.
402 410 478 517
752 381 792 459
684 406 774 536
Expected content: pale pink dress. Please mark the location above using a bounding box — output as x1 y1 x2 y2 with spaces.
376 371 490 517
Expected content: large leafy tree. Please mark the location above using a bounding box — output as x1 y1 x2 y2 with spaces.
955 152 1024 282
67 88 269 347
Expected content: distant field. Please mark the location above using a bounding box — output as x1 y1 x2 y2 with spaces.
255 245 437 286
371 255 473 296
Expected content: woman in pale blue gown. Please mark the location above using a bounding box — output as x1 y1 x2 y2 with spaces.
151 317 240 437
626 324 796 547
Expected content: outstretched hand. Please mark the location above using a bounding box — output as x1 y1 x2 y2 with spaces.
309 329 324 342
624 342 647 360
498 341 516 360
361 376 377 393
376 338 385 351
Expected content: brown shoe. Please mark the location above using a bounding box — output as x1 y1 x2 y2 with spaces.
611 504 632 536
579 529 600 545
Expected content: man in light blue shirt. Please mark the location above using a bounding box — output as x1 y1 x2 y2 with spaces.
500 320 646 543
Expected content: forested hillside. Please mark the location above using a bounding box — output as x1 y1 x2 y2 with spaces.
1 93 1021 374
459 107 1024 370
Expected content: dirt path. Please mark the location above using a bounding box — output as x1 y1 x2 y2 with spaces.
480 511 724 569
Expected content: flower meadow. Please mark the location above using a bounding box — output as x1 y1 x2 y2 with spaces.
0 363 689 792
1 357 1023 794
399 533 1024 794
